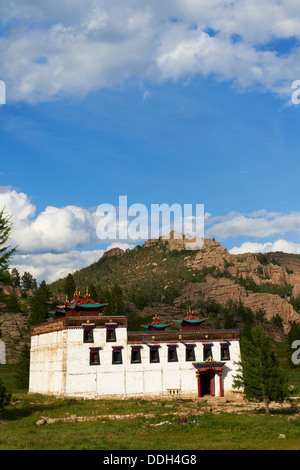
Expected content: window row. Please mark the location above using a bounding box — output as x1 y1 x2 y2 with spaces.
84 326 116 343
89 344 230 366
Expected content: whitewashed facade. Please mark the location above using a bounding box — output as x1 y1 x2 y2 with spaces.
0 339 5 365
29 313 241 399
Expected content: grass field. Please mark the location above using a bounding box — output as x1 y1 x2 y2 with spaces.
1 364 300 451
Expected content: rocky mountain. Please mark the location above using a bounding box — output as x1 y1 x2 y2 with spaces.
50 234 300 339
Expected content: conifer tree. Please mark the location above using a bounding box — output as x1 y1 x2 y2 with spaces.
6 288 21 313
29 283 49 326
64 273 76 300
15 343 30 390
0 208 16 285
21 271 37 290
233 326 289 415
10 267 20 287
0 378 11 413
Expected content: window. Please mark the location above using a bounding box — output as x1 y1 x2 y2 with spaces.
83 328 94 343
149 347 160 363
185 345 196 362
106 327 116 342
203 344 213 361
220 344 230 361
112 347 123 364
131 347 142 364
89 348 100 365
167 345 178 362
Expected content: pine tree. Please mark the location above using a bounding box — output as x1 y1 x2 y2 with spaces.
0 378 11 413
88 283 98 301
233 326 289 415
64 273 76 300
21 271 37 290
15 343 30 390
10 267 21 287
0 208 16 285
29 284 49 326
6 288 21 313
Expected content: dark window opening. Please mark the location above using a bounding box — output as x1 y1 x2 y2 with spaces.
131 349 141 364
90 350 100 365
84 329 94 343
186 347 196 362
168 347 178 362
112 349 122 364
221 346 230 361
106 328 116 342
150 348 159 363
203 346 213 361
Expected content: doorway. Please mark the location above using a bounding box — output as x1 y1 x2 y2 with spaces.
200 371 215 397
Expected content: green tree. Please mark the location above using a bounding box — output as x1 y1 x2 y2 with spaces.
29 284 49 326
15 343 30 390
21 271 37 290
88 283 98 301
10 267 21 287
0 378 11 414
100 283 124 315
0 208 16 285
233 326 289 415
38 280 51 301
64 273 76 301
6 289 21 313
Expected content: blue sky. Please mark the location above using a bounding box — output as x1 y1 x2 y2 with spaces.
1 1 300 283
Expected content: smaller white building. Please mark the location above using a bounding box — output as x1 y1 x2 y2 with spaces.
29 293 241 399
0 339 5 364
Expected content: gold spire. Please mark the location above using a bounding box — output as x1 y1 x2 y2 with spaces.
86 287 89 297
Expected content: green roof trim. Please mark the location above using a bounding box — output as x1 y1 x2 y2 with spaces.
78 303 105 308
175 318 206 324
142 324 170 328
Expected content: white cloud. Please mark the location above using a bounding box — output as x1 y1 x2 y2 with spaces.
11 249 104 284
229 239 300 255
206 211 300 240
0 187 99 253
1 1 300 102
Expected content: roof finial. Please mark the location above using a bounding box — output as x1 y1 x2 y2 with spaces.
86 287 89 297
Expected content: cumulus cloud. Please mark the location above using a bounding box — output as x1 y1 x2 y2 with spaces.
1 1 300 102
229 239 300 255
206 211 300 240
11 249 105 284
0 187 99 253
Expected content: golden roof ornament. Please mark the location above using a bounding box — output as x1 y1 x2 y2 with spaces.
206 356 215 363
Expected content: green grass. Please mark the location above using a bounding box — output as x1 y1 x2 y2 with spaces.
0 393 300 450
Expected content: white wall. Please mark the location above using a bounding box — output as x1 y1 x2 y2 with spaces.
0 339 5 365
29 324 241 399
